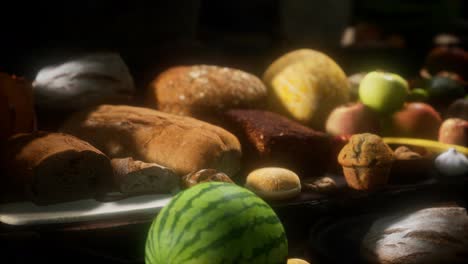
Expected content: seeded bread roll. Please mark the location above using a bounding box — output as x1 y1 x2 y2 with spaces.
362 207 468 264
1 132 114 205
111 158 179 195
147 65 267 121
61 105 241 176
245 167 301 200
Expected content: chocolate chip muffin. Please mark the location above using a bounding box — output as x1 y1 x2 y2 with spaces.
337 133 394 190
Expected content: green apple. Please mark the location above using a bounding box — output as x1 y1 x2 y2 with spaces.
359 71 409 114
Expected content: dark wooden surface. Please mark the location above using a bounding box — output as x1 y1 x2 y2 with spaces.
1 172 466 264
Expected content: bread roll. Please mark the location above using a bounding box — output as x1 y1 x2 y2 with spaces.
1 132 114 205
362 207 468 264
0 73 36 141
245 167 301 200
287 259 310 264
147 65 267 120
60 105 241 176
111 158 178 195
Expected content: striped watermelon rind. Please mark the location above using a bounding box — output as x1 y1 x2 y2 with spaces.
145 182 288 264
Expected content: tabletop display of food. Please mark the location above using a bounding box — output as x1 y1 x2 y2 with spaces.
1 46 467 264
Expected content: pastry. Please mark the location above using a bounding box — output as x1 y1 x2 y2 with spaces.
181 169 234 189
338 133 394 190
60 105 241 177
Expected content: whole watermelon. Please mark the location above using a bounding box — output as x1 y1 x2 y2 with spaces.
145 182 288 264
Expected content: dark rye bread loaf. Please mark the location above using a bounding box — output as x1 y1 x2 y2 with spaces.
60 105 241 177
223 109 333 178
362 206 468 264
147 65 267 122
1 132 114 205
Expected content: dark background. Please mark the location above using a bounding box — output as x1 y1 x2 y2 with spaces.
0 0 467 88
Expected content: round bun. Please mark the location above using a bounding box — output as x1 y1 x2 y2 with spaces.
288 259 310 264
147 65 267 119
245 167 301 200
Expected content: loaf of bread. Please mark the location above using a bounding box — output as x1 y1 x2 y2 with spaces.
147 65 267 121
0 73 36 141
362 207 468 264
1 132 114 205
60 105 241 176
111 158 179 195
223 109 332 177
33 53 135 110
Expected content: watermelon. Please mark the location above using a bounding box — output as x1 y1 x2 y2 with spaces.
145 182 288 264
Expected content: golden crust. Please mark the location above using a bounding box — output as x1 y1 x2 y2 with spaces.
245 167 301 200
148 65 267 117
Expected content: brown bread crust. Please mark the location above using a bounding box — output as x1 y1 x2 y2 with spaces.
60 105 241 177
224 109 332 178
111 158 179 195
147 65 267 118
1 132 113 205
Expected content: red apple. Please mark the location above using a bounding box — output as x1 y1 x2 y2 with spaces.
325 102 381 136
438 118 468 147
391 102 442 140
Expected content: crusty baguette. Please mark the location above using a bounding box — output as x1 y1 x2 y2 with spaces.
111 158 178 194
60 105 241 177
1 132 114 205
147 65 267 120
